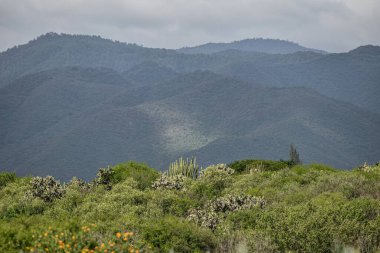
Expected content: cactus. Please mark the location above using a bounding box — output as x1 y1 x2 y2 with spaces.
67 177 91 192
187 208 219 231
208 194 266 212
167 156 199 180
29 176 65 202
199 164 234 177
152 174 186 190
94 166 114 190
187 194 265 230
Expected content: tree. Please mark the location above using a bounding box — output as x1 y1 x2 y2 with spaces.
289 144 301 165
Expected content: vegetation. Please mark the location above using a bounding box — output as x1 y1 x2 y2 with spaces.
167 157 199 179
0 159 380 252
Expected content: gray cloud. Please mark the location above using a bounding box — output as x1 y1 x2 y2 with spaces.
0 0 379 52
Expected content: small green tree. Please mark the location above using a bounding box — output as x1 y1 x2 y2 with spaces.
289 144 302 165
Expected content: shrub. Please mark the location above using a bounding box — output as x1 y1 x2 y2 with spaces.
142 216 216 252
0 172 16 189
111 161 159 190
29 176 65 203
27 225 142 253
189 168 234 200
228 159 290 174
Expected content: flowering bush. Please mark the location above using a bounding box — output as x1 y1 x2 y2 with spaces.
26 224 141 253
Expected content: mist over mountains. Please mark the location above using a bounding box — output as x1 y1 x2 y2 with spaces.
1 33 379 180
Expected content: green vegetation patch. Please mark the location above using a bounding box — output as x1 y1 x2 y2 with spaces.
0 159 379 252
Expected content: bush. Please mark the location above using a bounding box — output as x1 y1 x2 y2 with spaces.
0 172 16 189
228 159 290 174
189 168 233 200
111 161 159 189
142 216 216 252
27 225 143 253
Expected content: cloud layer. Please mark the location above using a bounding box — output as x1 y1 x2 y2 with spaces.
0 0 379 52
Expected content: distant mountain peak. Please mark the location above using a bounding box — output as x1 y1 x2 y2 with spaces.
349 45 380 55
178 38 327 55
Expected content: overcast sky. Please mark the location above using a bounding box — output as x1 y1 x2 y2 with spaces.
0 0 379 53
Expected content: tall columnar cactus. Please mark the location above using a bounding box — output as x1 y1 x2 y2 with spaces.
167 156 199 180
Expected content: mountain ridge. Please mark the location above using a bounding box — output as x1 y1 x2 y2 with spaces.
178 38 327 55
0 33 379 180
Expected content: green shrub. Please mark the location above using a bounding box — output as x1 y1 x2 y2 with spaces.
0 172 17 189
27 225 143 253
189 168 233 201
228 159 290 174
142 216 216 252
111 161 159 189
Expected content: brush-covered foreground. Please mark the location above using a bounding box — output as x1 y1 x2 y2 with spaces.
0 159 380 253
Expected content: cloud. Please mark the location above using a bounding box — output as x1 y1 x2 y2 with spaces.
0 0 379 52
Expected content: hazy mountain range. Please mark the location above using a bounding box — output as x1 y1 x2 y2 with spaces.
1 33 379 180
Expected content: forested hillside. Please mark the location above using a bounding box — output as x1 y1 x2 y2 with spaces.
1 33 380 180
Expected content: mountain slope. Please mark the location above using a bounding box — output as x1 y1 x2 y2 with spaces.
1 34 379 180
212 45 380 114
178 38 326 54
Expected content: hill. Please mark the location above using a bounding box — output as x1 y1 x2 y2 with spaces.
0 33 380 180
177 38 327 54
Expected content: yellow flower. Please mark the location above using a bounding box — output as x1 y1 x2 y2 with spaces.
116 232 122 238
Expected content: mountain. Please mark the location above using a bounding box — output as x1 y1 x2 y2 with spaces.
210 45 380 114
0 33 379 180
178 38 327 55
0 32 176 88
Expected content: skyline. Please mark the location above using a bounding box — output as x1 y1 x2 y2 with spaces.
0 0 380 53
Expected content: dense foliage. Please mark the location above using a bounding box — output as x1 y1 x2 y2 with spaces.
0 160 379 252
